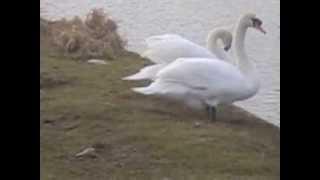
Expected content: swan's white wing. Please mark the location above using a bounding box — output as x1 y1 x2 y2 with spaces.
155 58 246 96
143 34 216 64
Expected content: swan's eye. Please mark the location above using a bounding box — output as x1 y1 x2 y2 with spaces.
252 18 262 27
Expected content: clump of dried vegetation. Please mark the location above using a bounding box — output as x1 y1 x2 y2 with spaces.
40 8 126 60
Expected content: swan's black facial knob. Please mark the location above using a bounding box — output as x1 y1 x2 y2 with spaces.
251 17 266 34
252 18 262 27
224 44 231 51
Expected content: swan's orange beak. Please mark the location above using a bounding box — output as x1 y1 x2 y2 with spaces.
255 26 267 34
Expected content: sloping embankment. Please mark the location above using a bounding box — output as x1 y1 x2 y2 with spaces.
40 12 279 180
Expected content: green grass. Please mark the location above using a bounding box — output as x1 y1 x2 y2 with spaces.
40 35 280 180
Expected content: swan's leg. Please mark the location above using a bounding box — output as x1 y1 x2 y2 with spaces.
206 105 216 122
210 106 217 122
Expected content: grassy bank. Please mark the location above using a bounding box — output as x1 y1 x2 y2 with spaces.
40 12 279 180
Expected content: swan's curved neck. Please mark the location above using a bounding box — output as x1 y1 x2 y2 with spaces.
233 19 256 76
233 17 260 93
206 31 230 62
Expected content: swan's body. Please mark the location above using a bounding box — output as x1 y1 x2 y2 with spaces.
133 58 254 109
130 13 266 121
123 29 233 81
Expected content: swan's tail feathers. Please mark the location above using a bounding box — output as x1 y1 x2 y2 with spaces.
132 86 155 95
122 64 166 81
141 49 162 64
131 80 165 95
141 49 152 59
132 81 205 110
122 72 151 81
131 81 164 95
122 73 143 81
141 49 158 63
132 80 188 97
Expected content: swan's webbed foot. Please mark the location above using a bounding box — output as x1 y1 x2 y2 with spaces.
206 105 216 122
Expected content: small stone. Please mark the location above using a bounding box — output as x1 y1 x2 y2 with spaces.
43 119 55 124
75 147 95 157
40 90 45 98
103 102 115 107
193 121 201 128
92 143 106 152
87 59 108 65
120 153 127 158
115 162 124 168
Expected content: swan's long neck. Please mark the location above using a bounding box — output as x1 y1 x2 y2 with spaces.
233 17 260 93
206 31 231 62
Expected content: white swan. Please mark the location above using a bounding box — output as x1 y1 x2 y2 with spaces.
131 13 266 121
123 29 233 81
143 29 233 63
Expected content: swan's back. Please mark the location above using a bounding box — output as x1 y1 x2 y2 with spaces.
145 34 185 45
143 34 216 64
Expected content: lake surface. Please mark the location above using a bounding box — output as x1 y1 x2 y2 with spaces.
41 0 280 127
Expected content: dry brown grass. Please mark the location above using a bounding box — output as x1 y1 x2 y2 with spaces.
41 8 126 60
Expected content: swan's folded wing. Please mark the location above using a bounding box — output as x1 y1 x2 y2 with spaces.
156 58 244 92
